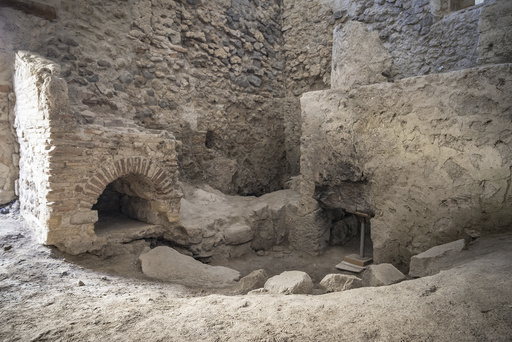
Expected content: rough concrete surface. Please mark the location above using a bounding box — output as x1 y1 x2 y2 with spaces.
1 215 512 341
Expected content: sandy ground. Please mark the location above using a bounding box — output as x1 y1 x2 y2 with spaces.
1 212 511 342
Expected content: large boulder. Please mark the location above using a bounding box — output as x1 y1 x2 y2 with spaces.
264 271 314 295
409 239 466 278
139 246 240 288
362 264 407 287
319 274 362 292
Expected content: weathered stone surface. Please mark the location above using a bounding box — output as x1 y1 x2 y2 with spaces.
331 21 392 90
287 205 330 256
477 1 512 65
224 224 253 245
362 264 407 287
1 0 511 259
409 239 466 278
264 271 314 295
319 274 362 293
180 183 299 259
300 64 512 268
234 269 268 294
139 246 240 288
13 52 181 255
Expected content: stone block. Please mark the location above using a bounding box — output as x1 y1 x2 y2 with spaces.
409 239 466 278
362 263 407 287
224 224 253 245
139 246 240 288
300 64 512 267
264 271 314 295
319 274 362 292
234 269 268 294
70 210 98 225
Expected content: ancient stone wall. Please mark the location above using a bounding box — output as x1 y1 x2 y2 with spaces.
2 0 512 204
0 0 289 199
300 64 512 269
279 0 500 175
14 51 181 254
282 0 512 95
0 14 18 205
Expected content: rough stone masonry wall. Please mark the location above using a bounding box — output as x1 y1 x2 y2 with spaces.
0 0 288 201
281 0 512 192
300 64 512 270
280 0 492 176
287 0 512 92
14 51 182 254
0 13 18 205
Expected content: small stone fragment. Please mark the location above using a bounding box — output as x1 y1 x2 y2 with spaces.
362 263 407 287
319 274 362 292
248 75 262 87
78 280 85 286
97 60 111 67
234 269 268 294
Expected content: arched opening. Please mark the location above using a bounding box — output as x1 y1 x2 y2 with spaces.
92 173 167 236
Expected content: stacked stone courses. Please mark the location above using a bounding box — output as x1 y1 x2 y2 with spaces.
14 51 181 255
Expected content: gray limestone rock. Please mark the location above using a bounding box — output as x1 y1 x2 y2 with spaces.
331 21 392 90
264 271 314 295
319 274 362 292
139 246 240 288
224 224 253 245
362 263 407 287
409 239 466 278
234 269 268 294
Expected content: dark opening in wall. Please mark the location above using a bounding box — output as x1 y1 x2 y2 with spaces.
205 130 215 149
92 183 123 221
91 174 159 233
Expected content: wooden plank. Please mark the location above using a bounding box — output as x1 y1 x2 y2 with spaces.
344 209 373 218
0 0 57 21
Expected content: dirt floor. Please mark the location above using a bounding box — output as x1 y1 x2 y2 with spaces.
1 211 512 341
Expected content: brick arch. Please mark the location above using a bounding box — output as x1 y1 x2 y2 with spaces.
81 157 174 208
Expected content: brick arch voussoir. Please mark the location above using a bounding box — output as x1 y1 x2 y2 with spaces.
81 157 173 209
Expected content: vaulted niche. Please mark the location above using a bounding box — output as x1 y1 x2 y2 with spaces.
92 173 162 233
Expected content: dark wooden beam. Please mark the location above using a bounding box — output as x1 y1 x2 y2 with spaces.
0 0 57 21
